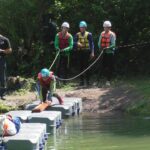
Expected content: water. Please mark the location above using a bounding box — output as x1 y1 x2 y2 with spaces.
47 114 150 150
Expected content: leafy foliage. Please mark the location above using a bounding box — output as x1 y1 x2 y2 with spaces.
0 0 149 76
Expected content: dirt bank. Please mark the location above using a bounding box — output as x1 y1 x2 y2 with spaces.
0 84 141 114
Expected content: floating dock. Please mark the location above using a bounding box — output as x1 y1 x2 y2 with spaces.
0 97 82 150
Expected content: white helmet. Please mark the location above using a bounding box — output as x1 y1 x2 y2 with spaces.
103 21 112 27
61 22 70 28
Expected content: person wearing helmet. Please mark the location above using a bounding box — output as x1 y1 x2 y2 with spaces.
98 20 116 86
74 21 94 86
54 22 73 84
37 68 64 104
0 34 12 100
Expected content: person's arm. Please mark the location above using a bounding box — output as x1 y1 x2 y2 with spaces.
88 33 94 52
109 33 116 49
1 38 12 54
50 75 56 94
87 33 94 57
54 34 59 50
3 48 12 54
74 34 78 48
98 34 102 49
63 35 73 52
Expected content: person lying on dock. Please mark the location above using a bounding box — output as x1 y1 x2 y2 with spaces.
37 68 64 105
0 115 21 136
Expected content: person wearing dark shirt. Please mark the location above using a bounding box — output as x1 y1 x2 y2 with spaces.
0 34 12 100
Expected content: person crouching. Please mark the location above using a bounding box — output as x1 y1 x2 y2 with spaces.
37 68 64 105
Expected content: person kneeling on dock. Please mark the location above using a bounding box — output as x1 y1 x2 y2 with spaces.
37 68 64 105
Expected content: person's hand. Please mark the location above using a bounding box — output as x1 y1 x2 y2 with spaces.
77 42 83 48
90 52 94 59
50 41 54 45
0 49 4 53
60 49 64 52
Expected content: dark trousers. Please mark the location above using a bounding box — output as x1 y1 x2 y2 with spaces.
100 53 114 81
77 50 91 84
41 86 49 102
57 55 69 82
0 57 7 97
41 86 63 104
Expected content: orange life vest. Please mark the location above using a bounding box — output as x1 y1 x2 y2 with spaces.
100 31 115 48
58 32 70 49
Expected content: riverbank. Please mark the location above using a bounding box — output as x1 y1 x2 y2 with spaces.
0 77 150 116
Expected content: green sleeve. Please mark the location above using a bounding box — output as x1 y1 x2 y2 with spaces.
109 34 116 50
109 34 116 49
98 34 102 49
54 34 59 50
63 35 73 52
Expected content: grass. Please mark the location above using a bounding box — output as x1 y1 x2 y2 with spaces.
0 103 16 113
122 76 150 115
58 82 77 91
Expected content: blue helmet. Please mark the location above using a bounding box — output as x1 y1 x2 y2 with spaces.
41 68 50 77
79 21 87 28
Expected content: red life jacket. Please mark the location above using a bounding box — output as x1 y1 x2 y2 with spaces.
38 72 54 88
100 31 115 48
58 32 70 49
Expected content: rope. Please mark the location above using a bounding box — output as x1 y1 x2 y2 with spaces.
56 41 150 81
49 41 150 81
57 49 104 81
49 49 60 70
116 41 150 49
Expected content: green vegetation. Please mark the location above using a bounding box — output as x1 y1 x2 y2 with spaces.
0 1 149 115
10 77 36 96
124 77 150 115
0 0 149 76
0 103 16 113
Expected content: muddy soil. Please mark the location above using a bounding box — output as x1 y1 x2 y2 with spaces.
0 84 141 114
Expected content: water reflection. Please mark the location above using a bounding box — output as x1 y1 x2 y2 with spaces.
47 114 150 150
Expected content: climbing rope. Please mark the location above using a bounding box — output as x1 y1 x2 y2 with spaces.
57 49 105 81
49 49 60 70
116 41 150 49
50 41 150 81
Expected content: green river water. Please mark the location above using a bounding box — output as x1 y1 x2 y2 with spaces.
47 114 150 150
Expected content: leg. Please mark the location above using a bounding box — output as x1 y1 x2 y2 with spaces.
41 87 48 102
84 51 91 85
106 54 114 81
53 93 64 104
0 58 6 98
57 55 68 84
78 51 85 85
61 55 68 84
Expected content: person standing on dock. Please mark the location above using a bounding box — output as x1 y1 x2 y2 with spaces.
54 22 73 84
74 21 95 86
98 21 116 86
0 34 12 100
